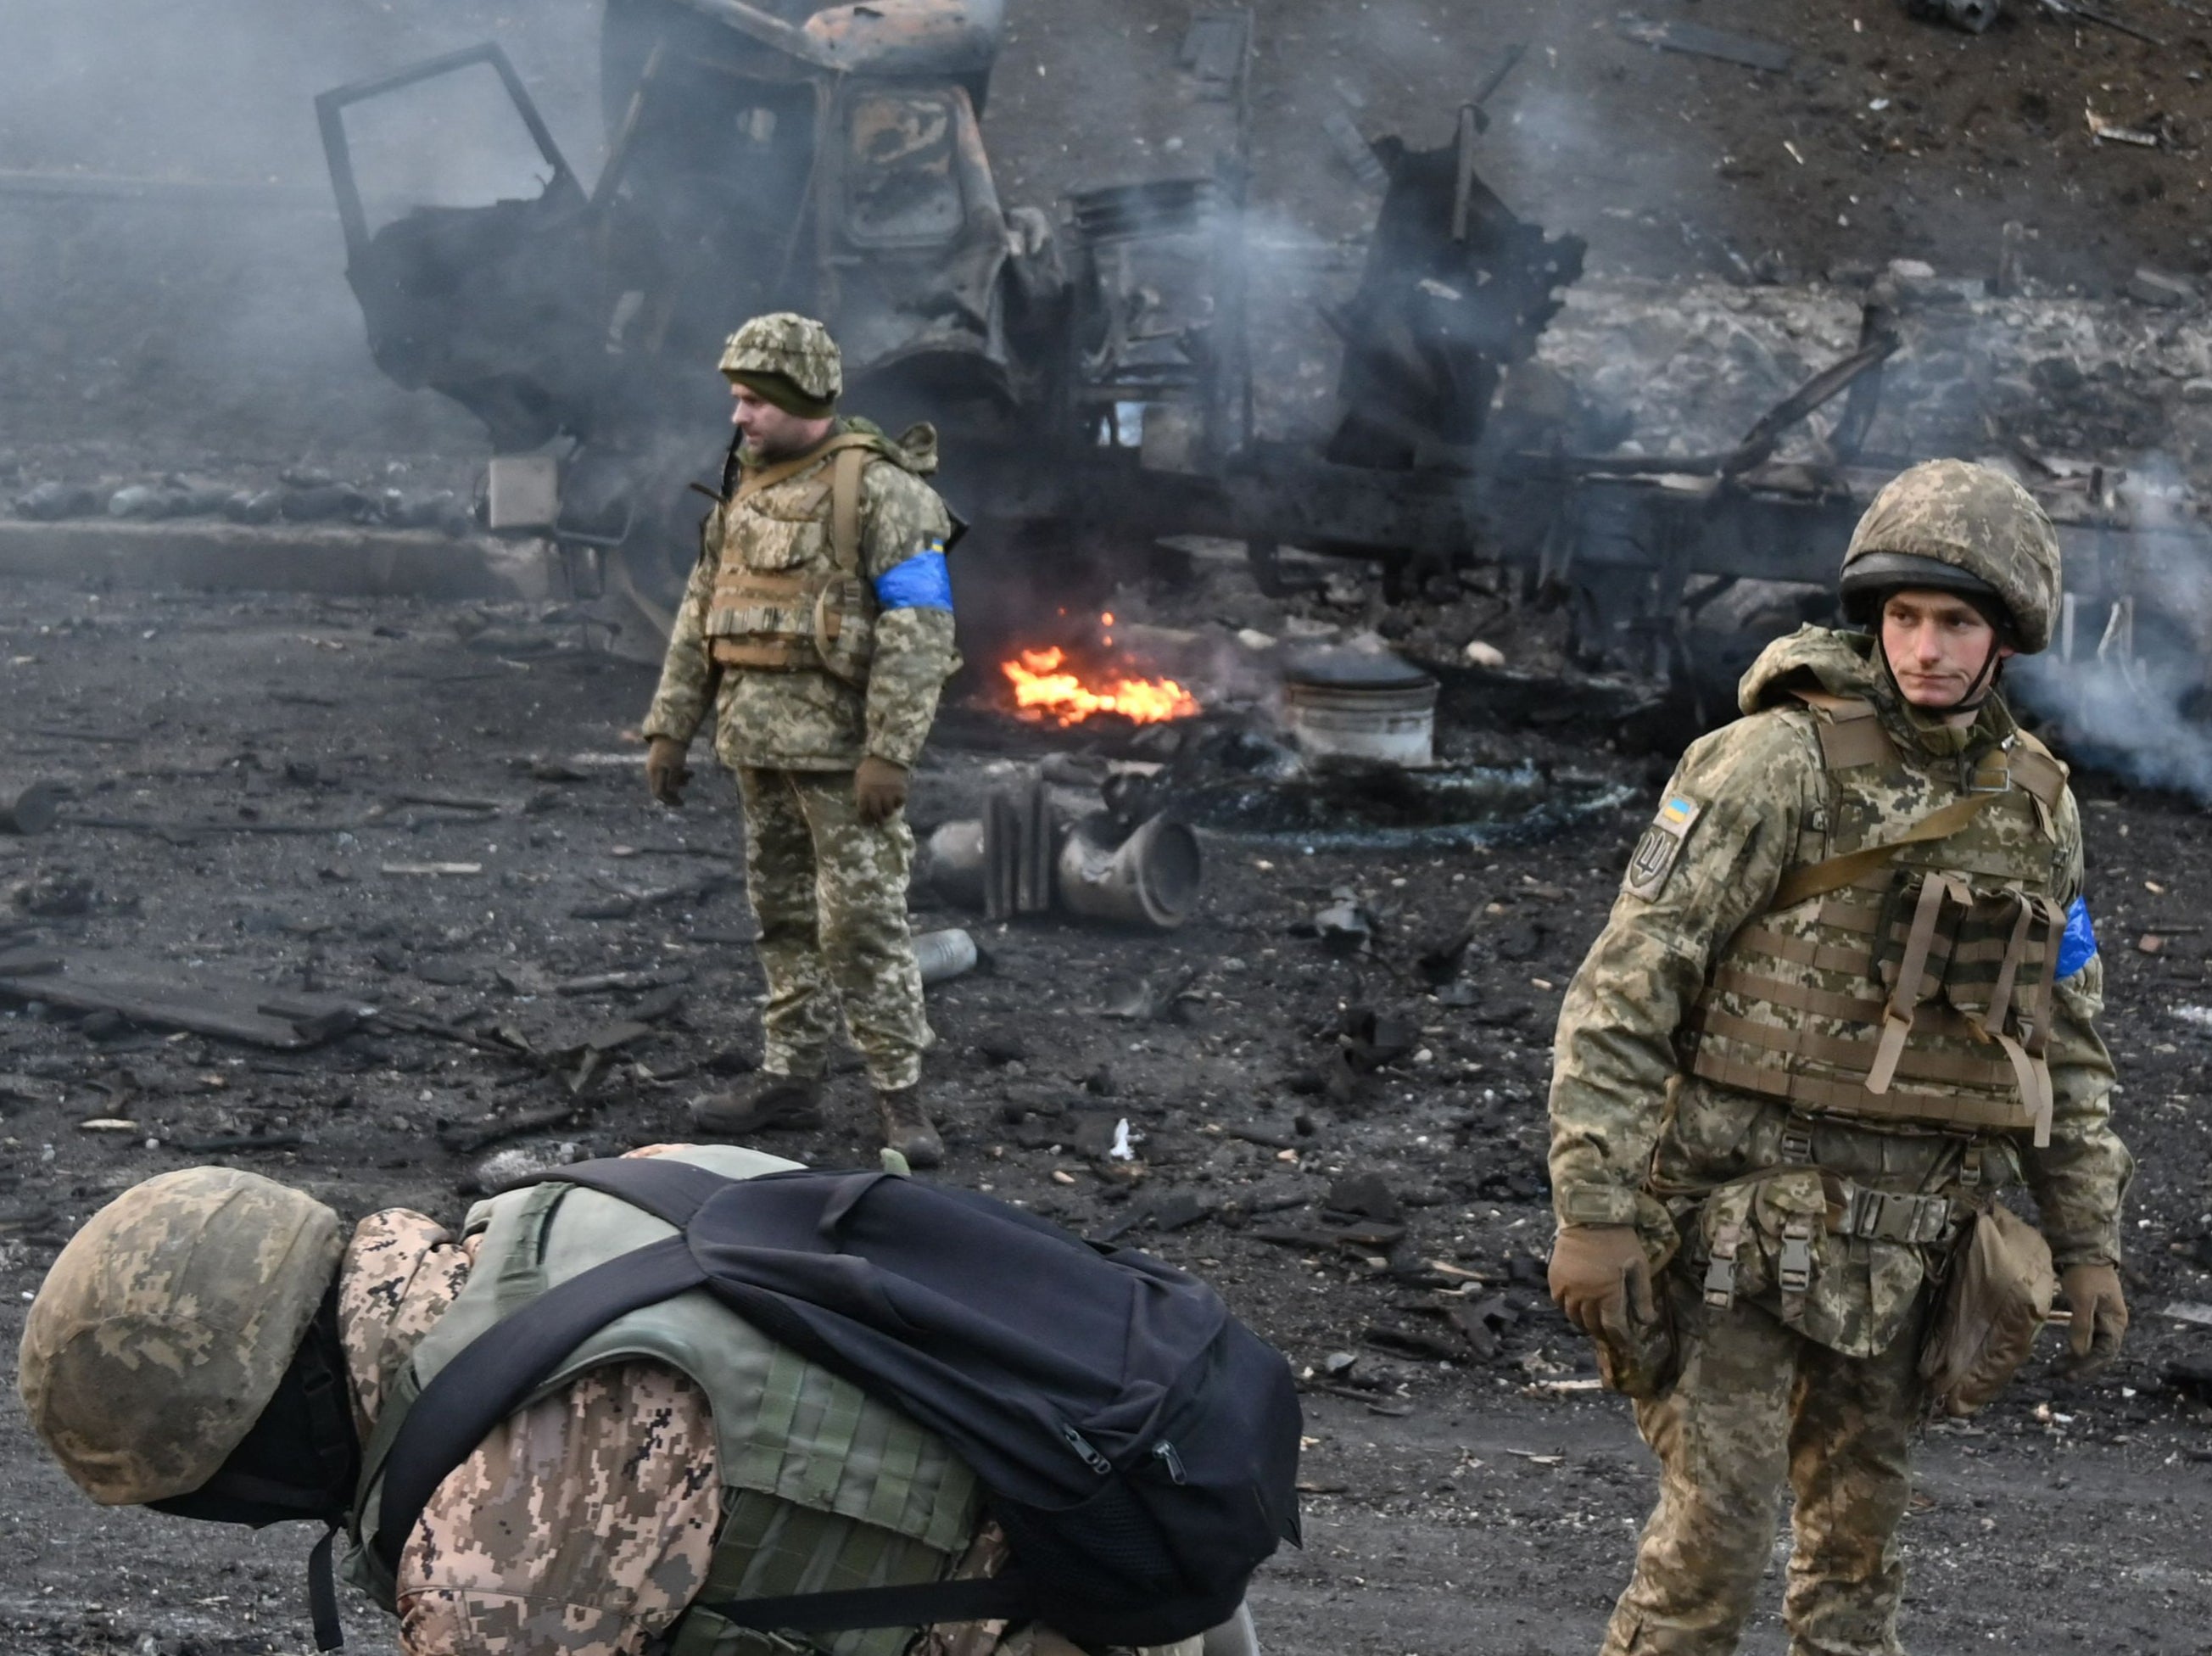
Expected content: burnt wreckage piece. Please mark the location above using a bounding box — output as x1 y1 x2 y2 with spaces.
1323 104 1586 472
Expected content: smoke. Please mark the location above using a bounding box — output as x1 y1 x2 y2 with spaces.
0 0 601 467
2010 458 2212 805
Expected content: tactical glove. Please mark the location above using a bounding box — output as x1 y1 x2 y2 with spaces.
2059 1262 2127 1375
646 736 691 808
854 755 909 824
1549 1223 1654 1345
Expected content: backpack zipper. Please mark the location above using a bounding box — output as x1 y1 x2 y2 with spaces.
1060 1424 1112 1476
1152 1441 1187 1485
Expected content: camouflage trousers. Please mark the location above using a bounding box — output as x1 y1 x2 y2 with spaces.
736 766 930 1091
1601 1276 1928 1656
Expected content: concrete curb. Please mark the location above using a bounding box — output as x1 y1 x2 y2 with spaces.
0 518 559 601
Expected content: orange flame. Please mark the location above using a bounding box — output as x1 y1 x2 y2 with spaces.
1000 646 1199 725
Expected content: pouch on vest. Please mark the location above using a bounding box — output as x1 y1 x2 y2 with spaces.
1919 1201 2056 1418
1690 1169 1926 1358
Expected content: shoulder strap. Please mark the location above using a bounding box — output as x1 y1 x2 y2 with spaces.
2006 732 2068 813
830 445 871 577
1790 689 1896 772
735 433 882 505
1768 792 2002 910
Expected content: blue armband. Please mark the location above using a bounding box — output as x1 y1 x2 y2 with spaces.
2056 894 2097 980
874 545 953 613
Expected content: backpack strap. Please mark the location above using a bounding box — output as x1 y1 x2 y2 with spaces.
368 1232 706 1575
692 1575 1037 1634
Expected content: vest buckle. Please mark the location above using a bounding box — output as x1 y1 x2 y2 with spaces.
1961 747 2012 794
1777 1223 1815 1294
1703 1223 1743 1308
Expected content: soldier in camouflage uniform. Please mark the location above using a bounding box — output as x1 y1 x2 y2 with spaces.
18 1156 1255 1656
1544 460 2132 1656
644 313 961 1166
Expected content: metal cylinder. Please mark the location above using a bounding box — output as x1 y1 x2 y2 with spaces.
1055 813 1202 930
1282 677 1438 767
0 782 59 836
912 927 979 986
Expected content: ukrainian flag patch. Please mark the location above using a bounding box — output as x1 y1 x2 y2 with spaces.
1625 792 1704 901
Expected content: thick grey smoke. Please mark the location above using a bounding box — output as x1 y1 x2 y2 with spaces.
0 0 600 465
2011 460 2212 804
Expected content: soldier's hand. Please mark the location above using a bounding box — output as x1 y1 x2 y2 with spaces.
2058 1262 2127 1375
854 755 909 824
646 736 692 808
1548 1224 1653 1345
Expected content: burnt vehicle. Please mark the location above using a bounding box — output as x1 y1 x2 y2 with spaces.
316 1 2206 711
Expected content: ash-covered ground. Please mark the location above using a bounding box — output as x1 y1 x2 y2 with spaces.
5 0 2212 1650
0 562 2206 1655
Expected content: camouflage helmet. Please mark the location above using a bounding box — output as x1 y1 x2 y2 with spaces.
718 312 841 418
17 1166 343 1506
1839 458 2061 653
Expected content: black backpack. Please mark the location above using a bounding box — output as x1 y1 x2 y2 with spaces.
369 1158 1303 1648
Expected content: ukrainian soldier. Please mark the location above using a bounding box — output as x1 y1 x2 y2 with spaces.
643 313 960 1167
18 1153 1261 1656
1544 459 2132 1656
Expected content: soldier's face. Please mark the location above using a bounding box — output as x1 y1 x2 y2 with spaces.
730 385 830 460
1880 590 2014 709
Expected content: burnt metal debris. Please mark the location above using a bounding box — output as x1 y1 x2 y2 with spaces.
310 0 2210 707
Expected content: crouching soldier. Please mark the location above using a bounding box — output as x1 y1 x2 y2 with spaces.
17 1150 1269 1656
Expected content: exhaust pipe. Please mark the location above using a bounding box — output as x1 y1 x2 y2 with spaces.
1055 812 1202 930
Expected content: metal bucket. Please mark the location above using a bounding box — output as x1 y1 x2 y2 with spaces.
1055 813 1203 930
1283 675 1438 767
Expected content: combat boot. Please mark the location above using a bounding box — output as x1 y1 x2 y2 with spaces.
874 1084 943 1170
690 1072 823 1138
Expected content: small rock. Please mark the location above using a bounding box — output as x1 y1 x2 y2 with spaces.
14 480 99 521
471 1140 586 1194
225 489 282 524
2129 267 2197 309
108 484 176 519
1150 1189 1215 1231
2183 378 2212 405
1325 1172 1402 1223
1462 640 1506 669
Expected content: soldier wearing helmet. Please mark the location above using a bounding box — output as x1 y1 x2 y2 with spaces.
642 313 961 1166
18 1153 1255 1656
1543 459 2131 1655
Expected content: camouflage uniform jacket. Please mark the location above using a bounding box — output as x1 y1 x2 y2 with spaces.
1547 627 2132 1352
642 420 960 772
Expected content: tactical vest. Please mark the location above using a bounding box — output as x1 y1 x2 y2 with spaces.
1679 692 2071 1148
706 434 895 687
344 1146 980 1656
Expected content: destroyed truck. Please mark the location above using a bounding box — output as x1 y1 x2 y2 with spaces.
316 0 2209 722
313 0 1596 638
316 0 1068 636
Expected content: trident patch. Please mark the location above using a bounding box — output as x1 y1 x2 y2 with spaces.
1624 792 1704 901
